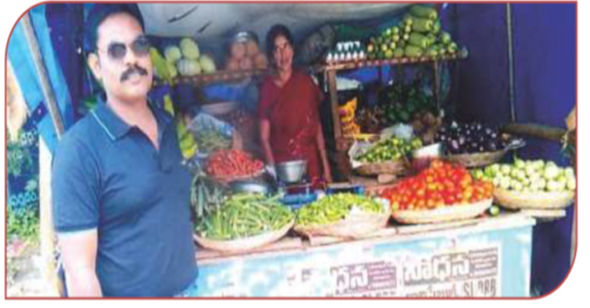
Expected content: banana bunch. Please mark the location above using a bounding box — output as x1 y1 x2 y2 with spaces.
163 94 197 160
150 47 178 84
177 117 198 160
339 98 361 136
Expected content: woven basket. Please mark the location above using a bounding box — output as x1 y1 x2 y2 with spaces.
354 159 408 176
194 219 294 253
493 187 574 210
294 211 391 239
446 150 507 168
392 198 493 224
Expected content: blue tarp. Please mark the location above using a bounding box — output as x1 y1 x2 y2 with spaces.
7 5 75 152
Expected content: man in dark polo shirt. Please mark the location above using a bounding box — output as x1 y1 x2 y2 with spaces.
51 4 198 297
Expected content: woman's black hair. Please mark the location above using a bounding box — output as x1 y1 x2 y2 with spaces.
265 24 294 59
83 3 145 54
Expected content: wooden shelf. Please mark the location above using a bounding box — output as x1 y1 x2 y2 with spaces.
153 68 269 87
314 50 468 73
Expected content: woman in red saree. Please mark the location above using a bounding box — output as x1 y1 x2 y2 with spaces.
258 24 332 184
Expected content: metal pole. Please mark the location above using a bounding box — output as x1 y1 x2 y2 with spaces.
506 3 516 122
21 12 65 296
433 61 441 110
21 13 65 138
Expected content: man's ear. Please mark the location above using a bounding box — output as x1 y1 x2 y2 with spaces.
87 53 103 82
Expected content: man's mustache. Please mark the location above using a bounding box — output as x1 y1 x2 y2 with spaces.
120 64 148 82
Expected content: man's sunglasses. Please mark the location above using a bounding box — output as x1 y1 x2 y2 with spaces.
98 36 151 61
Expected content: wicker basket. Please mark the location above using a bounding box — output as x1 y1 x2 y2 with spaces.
294 211 390 239
446 150 507 168
392 198 493 224
194 219 294 253
354 159 408 176
493 187 574 210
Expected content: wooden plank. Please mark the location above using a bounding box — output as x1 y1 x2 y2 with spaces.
502 123 570 144
313 53 468 73
327 70 342 141
307 236 349 247
395 218 480 235
153 68 269 87
306 227 399 247
196 237 303 261
520 209 567 219
39 138 62 297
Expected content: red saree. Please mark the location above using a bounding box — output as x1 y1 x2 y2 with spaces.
258 70 325 182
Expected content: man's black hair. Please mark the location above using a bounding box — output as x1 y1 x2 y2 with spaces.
83 3 145 53
265 24 294 59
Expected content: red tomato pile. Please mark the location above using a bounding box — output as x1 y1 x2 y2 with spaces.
206 149 264 177
381 160 493 211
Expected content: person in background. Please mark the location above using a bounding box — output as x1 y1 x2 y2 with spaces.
258 24 332 185
51 4 198 297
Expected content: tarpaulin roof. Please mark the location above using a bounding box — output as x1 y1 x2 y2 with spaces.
139 3 409 44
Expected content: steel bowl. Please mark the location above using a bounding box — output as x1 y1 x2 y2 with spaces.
411 143 443 172
276 160 308 184
229 180 273 195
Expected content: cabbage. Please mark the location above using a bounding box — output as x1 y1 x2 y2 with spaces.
199 55 217 73
180 38 200 60
164 46 182 64
177 59 201 76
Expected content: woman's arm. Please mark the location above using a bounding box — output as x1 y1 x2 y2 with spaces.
316 123 332 183
259 119 275 166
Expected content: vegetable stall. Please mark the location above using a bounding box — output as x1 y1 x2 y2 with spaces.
6 2 576 297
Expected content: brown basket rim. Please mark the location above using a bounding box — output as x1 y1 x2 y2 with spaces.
194 219 294 252
354 159 408 176
446 150 507 168
493 187 575 209
392 198 493 224
294 211 391 239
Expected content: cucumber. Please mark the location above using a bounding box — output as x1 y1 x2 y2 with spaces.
410 5 438 20
426 33 436 45
432 20 441 34
405 45 423 58
426 48 438 57
403 14 414 26
412 18 434 33
409 32 430 49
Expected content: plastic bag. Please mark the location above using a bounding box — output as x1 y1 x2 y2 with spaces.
187 112 234 138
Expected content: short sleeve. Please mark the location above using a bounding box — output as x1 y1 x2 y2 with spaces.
51 135 101 233
257 79 274 120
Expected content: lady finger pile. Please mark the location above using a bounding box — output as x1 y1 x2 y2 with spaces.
195 193 294 240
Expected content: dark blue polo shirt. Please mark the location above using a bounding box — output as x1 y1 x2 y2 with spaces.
51 99 198 297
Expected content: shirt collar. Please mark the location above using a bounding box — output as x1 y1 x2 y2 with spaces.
90 94 172 141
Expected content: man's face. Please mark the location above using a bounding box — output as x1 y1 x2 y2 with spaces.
88 13 153 103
